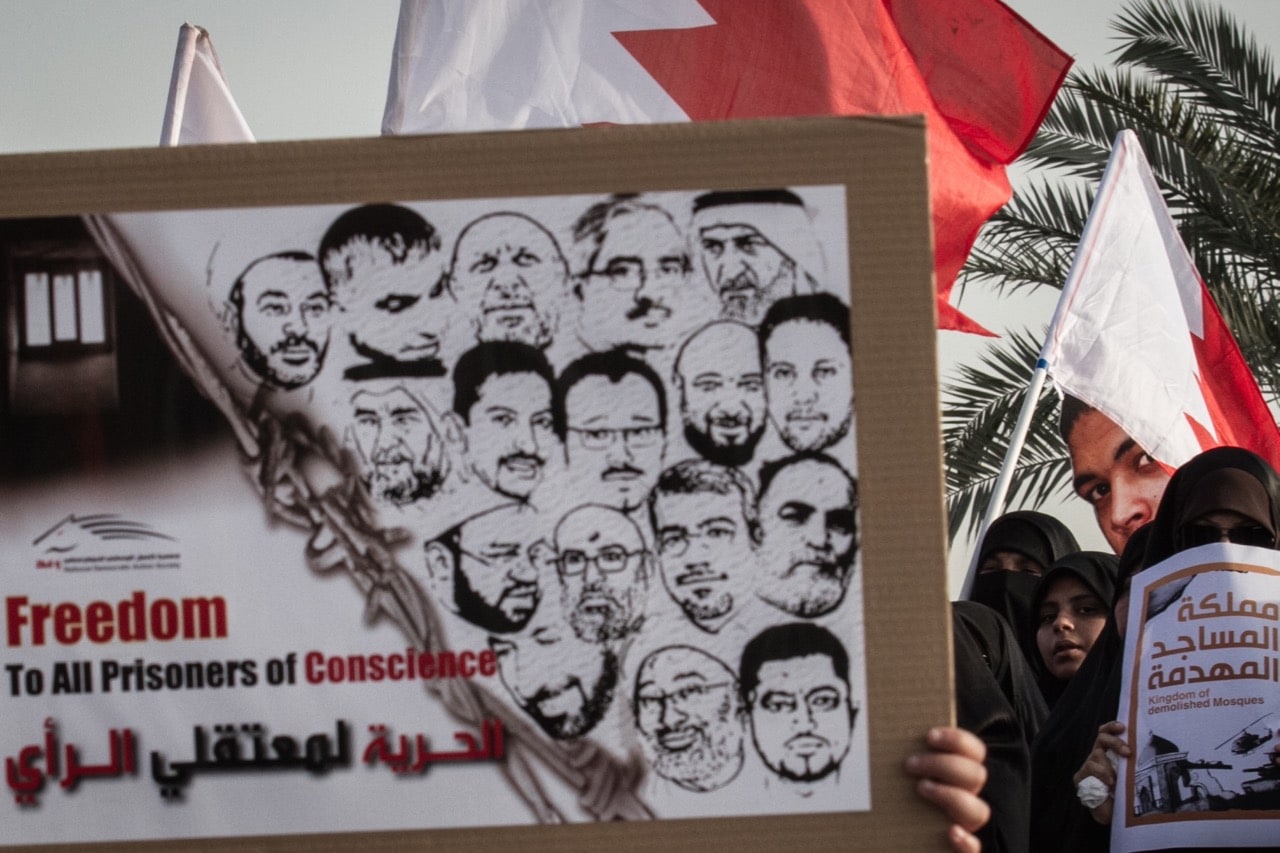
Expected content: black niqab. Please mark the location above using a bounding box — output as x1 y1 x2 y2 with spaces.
970 511 1081 667
953 602 1042 853
1142 446 1280 568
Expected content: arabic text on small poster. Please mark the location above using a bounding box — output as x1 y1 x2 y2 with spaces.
1115 542 1280 851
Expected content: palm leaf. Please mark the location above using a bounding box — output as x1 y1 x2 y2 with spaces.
958 179 1092 296
942 330 1072 539
1113 0 1280 145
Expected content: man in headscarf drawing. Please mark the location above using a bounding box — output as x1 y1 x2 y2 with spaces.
349 385 450 508
691 189 824 325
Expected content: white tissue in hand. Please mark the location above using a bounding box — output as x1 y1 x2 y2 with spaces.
1076 775 1111 809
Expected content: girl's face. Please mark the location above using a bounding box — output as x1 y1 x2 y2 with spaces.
1037 574 1108 680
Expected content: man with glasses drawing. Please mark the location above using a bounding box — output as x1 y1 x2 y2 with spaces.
555 349 667 515
633 645 744 792
422 505 546 634
648 460 760 634
569 194 695 358
548 503 649 643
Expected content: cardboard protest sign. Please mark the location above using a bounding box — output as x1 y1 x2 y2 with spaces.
0 117 951 850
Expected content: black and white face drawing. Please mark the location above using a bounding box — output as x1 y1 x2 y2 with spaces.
674 321 766 467
172 186 868 815
741 624 855 787
691 190 823 325
448 212 567 349
559 350 667 514
319 204 449 380
572 196 692 354
756 455 858 619
349 386 449 507
452 342 561 502
230 251 331 389
634 646 744 792
488 598 619 740
649 460 759 633
760 293 853 453
423 505 544 634
552 504 647 643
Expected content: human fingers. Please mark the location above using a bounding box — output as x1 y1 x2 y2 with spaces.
926 726 986 763
946 824 982 853
1097 720 1129 754
906 751 987 798
905 727 987 796
1094 732 1130 758
1074 748 1115 788
913 773 991 834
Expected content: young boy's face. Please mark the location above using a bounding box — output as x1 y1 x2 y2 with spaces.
1067 407 1170 554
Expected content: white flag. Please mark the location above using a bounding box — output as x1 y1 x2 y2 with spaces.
382 0 711 133
87 23 256 450
160 24 254 146
1044 129 1280 469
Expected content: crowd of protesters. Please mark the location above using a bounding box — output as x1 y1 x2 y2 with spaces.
945 397 1280 853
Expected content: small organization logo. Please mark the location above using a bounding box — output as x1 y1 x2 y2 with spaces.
31 514 181 572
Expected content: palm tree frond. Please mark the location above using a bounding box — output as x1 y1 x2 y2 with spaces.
942 330 1072 538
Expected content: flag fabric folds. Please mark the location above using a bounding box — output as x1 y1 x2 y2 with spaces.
381 0 1071 334
1044 130 1280 471
88 23 255 447
160 23 255 146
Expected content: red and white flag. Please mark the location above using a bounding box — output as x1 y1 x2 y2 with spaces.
1045 130 1280 470
160 23 254 146
381 0 1071 334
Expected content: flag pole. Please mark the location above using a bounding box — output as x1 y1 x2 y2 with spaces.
959 130 1135 599
959 360 1049 599
160 24 202 147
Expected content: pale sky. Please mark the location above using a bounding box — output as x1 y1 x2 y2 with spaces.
3 1 1279 153
2 0 1277 590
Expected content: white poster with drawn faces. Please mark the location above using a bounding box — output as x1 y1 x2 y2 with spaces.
47 185 868 833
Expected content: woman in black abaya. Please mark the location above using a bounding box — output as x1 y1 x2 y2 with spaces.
1027 551 1118 708
953 601 1043 853
1029 530 1143 853
970 511 1080 668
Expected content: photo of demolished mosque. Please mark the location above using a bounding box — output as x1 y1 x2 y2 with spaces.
1133 723 1280 816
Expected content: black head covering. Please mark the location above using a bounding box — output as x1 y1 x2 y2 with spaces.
1029 618 1121 853
1026 551 1119 707
952 602 1041 853
1029 535 1147 853
977 510 1080 570
1114 522 1153 599
970 511 1081 667
1143 446 1280 569
953 601 1048 743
